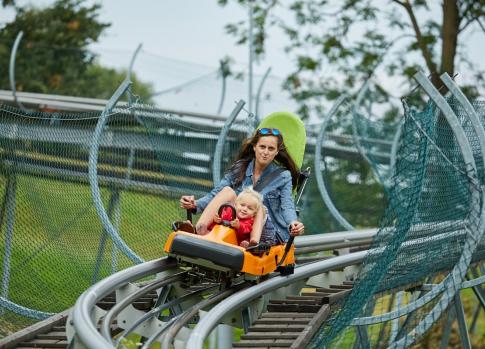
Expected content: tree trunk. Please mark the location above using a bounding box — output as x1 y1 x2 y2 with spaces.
440 0 459 84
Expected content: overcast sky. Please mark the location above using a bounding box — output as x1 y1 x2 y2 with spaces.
1 0 302 116
1 1 484 118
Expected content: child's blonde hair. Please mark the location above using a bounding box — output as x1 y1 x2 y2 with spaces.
236 187 263 211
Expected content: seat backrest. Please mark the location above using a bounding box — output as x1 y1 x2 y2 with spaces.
258 112 309 210
257 111 306 169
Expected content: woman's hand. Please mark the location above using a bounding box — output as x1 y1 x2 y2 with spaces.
180 195 196 210
289 220 304 236
213 214 222 224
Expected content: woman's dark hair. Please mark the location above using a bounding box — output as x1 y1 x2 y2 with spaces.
229 130 300 189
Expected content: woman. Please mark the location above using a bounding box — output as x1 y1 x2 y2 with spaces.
180 127 305 244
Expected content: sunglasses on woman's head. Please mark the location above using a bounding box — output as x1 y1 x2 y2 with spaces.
258 128 281 136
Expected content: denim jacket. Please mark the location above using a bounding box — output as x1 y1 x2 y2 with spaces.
196 159 297 241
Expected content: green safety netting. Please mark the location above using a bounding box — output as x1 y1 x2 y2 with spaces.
311 97 485 348
0 98 251 335
308 102 388 233
0 81 449 342
351 111 401 191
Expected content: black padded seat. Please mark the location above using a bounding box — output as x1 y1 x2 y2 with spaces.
169 234 244 271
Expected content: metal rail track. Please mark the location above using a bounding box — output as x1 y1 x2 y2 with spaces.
4 224 484 348
68 231 374 348
0 291 159 349
232 282 353 349
0 231 373 348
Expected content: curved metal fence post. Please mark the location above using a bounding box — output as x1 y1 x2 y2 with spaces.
248 1 254 116
351 80 389 186
127 43 142 108
454 293 472 349
254 67 271 123
92 191 121 284
212 100 245 184
127 43 142 82
314 94 354 230
413 72 477 172
217 60 228 115
9 31 27 111
440 73 485 168
1 176 16 303
88 78 143 264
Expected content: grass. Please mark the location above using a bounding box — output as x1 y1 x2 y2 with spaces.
317 285 485 348
0 174 182 334
1 175 484 346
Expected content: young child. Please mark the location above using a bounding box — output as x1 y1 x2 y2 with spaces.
212 187 263 248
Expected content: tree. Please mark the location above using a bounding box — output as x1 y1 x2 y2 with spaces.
218 0 485 115
0 0 154 101
218 1 485 231
1 0 15 7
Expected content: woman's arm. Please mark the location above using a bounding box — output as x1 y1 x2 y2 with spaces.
280 172 304 236
279 172 298 223
194 173 233 213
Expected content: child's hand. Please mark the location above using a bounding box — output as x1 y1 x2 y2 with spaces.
231 218 240 229
214 214 222 224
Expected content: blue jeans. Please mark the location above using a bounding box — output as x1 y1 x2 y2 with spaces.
261 216 281 245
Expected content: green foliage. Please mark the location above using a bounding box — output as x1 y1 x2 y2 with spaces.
77 64 154 101
218 0 485 115
0 0 154 101
1 0 14 7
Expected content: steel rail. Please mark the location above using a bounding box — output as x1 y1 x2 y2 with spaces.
295 238 373 254
100 272 187 342
88 78 144 264
187 225 479 348
71 257 176 349
70 230 375 348
70 227 484 348
294 220 465 250
8 31 27 112
212 100 245 184
186 251 368 349
114 284 221 347
295 229 377 248
0 90 230 121
314 94 354 230
158 283 249 349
